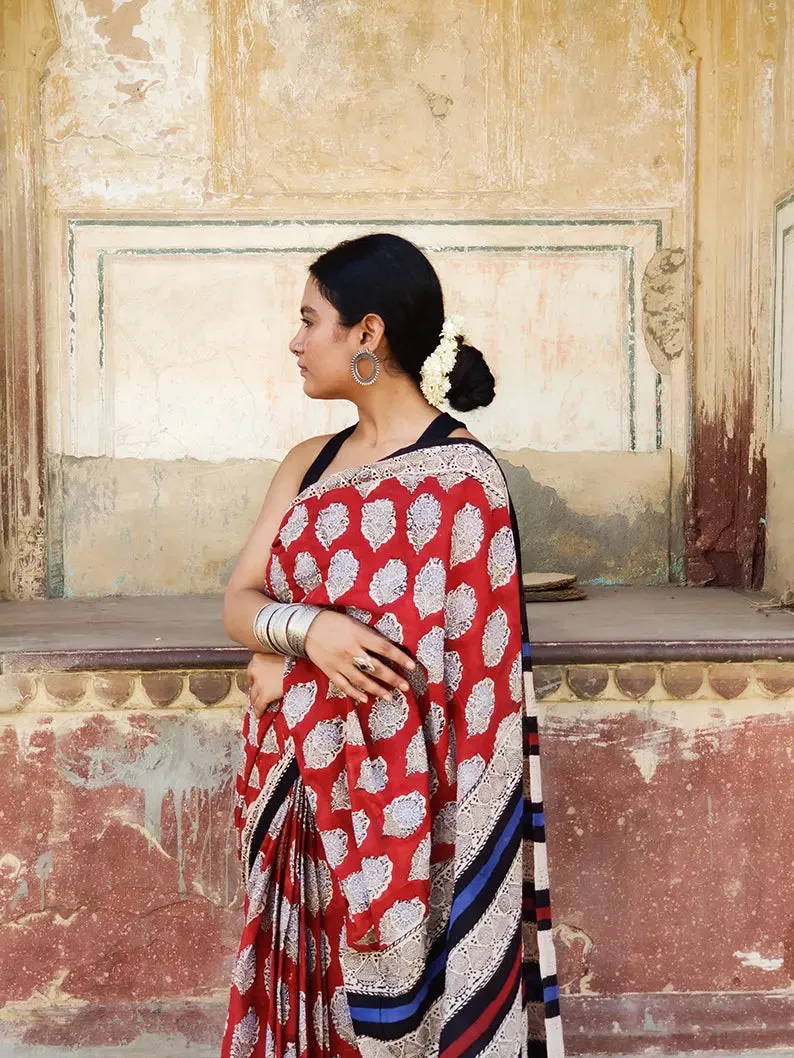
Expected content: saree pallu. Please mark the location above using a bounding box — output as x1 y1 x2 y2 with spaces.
222 441 564 1058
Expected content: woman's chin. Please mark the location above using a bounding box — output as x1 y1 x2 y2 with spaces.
302 378 344 401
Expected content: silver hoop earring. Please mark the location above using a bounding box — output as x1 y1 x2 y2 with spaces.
351 348 380 386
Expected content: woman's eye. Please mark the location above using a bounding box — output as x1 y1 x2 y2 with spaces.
300 318 312 327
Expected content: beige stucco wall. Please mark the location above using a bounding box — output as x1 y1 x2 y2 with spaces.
52 450 673 597
41 0 687 212
37 0 696 594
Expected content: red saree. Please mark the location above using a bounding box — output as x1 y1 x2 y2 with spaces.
223 438 564 1058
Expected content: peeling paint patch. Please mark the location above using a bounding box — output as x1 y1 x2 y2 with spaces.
642 248 686 369
83 0 153 62
42 0 211 209
0 712 241 1007
34 851 53 910
57 715 235 894
733 950 785 971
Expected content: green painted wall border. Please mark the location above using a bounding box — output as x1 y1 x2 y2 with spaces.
67 217 666 454
68 216 664 242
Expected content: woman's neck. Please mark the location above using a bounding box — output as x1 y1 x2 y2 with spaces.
349 381 441 451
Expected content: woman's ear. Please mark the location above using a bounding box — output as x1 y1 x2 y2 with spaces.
360 312 386 351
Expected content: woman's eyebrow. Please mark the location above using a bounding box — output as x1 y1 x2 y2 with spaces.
300 305 318 318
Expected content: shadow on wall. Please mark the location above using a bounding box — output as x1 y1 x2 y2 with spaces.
499 458 675 586
48 453 676 597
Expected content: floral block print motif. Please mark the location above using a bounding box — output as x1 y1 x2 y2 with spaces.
224 441 564 1058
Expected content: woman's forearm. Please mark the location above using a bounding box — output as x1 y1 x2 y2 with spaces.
223 587 279 652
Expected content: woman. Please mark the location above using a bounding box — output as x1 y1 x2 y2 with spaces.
222 234 563 1058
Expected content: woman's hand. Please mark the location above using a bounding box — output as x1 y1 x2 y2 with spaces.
247 652 287 718
304 610 416 705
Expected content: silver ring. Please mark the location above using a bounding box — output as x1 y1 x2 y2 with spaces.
352 654 376 675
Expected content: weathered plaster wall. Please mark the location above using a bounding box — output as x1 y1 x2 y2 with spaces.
540 662 794 1051
50 457 276 596
0 682 242 1050
0 1 58 599
53 451 672 597
42 0 211 210
206 0 686 208
34 0 692 594
679 0 774 589
2 662 794 1052
502 451 672 587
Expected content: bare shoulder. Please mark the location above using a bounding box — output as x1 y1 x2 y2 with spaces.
287 431 336 459
263 431 337 502
281 432 335 472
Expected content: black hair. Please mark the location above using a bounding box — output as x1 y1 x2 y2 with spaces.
308 233 495 412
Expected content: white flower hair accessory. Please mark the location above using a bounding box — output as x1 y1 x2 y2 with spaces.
420 315 466 408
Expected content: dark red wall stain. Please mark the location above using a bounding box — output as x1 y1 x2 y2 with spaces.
0 714 241 1022
2 702 793 1051
542 708 793 996
686 401 766 588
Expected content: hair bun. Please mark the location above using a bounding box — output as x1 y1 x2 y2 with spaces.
446 343 496 412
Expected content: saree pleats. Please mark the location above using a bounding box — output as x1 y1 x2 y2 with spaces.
224 734 360 1058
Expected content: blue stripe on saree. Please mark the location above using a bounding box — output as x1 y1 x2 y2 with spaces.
347 777 523 1040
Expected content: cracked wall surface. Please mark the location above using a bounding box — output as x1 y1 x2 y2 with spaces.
2 666 794 1050
42 0 211 209
35 0 693 594
0 706 242 1043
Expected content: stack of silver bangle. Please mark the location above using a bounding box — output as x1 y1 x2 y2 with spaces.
253 601 322 658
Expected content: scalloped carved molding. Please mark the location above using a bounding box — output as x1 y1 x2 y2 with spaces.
3 662 794 715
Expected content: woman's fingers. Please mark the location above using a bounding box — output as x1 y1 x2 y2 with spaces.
250 685 264 717
344 667 396 701
333 672 369 705
357 655 410 695
360 629 416 672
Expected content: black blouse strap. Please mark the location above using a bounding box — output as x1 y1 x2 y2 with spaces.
417 411 466 443
298 424 357 493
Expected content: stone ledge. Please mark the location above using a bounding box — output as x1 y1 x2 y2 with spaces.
4 588 794 673
1 993 793 1056
560 992 794 1053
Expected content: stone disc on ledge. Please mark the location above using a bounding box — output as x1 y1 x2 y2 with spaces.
522 572 578 590
522 571 584 602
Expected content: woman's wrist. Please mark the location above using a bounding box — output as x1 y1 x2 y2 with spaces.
252 601 322 658
223 588 281 654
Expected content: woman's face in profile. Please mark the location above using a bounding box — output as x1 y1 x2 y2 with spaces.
289 277 358 400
